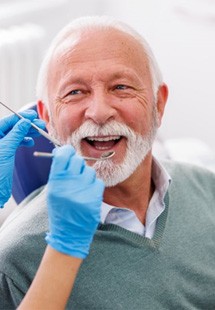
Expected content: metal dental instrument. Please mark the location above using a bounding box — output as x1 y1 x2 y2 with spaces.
33 150 115 161
0 101 115 161
0 101 61 147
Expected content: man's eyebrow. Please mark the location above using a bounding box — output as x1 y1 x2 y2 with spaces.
110 71 142 82
62 76 88 86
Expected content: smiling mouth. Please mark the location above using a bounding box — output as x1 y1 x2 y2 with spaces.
84 135 122 150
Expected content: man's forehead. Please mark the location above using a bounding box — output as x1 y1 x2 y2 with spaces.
58 66 144 85
53 28 146 62
48 27 151 86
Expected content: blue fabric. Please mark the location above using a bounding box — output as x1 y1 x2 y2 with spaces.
12 105 54 204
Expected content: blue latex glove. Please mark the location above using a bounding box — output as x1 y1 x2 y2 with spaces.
45 145 105 259
0 110 46 208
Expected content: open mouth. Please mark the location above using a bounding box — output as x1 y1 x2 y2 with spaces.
83 135 122 150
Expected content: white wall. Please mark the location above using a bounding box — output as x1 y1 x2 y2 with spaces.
0 0 109 115
0 0 215 151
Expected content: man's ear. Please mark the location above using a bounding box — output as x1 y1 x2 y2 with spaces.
156 83 168 127
37 100 50 127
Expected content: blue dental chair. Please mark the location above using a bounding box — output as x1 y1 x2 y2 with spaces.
12 104 54 204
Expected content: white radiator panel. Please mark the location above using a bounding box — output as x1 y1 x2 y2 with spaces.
0 24 46 117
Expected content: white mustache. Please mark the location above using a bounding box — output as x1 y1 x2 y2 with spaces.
69 120 136 141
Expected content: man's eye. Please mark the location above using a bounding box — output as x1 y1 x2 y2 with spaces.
69 89 82 95
115 85 127 90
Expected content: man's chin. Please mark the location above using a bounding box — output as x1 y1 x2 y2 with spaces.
93 159 134 187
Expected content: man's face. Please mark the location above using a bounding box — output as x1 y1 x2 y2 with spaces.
44 29 162 186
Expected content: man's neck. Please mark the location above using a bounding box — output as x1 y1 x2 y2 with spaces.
103 154 154 224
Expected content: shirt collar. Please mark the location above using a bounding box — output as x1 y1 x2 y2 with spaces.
151 156 171 200
100 157 171 224
101 202 114 223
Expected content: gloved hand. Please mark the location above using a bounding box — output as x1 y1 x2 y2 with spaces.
45 145 105 259
0 110 46 208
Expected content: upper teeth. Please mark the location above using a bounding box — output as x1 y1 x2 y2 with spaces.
86 136 120 142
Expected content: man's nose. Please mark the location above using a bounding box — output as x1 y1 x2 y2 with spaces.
84 91 117 125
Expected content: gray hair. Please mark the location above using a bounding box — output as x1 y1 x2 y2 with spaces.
36 15 163 105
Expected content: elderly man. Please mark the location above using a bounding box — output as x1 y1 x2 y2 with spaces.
0 16 215 309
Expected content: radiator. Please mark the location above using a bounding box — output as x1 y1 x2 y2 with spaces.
0 24 46 117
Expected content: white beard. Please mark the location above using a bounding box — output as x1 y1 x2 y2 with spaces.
49 109 158 187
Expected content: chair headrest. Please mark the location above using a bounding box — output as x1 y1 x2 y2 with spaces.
12 104 54 204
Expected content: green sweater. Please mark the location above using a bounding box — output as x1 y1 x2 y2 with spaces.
0 161 215 309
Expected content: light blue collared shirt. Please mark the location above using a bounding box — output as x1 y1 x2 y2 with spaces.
100 157 171 239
